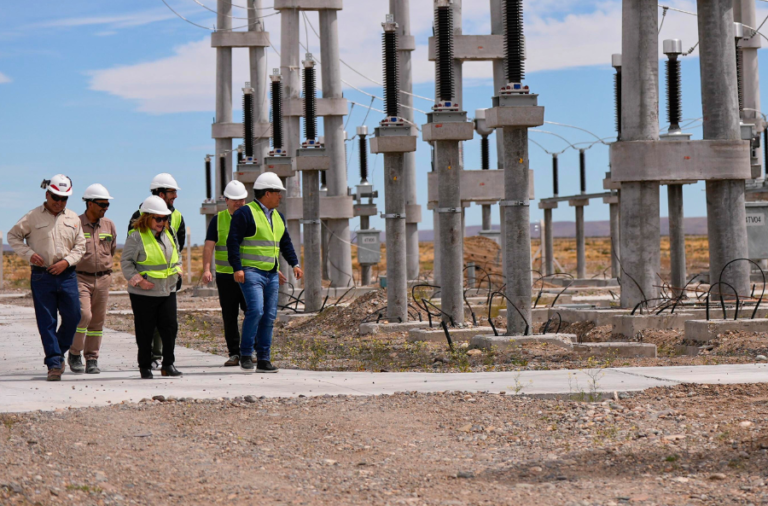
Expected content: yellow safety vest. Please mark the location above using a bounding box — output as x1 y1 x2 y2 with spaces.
240 202 285 271
170 209 182 235
214 210 233 274
136 228 180 279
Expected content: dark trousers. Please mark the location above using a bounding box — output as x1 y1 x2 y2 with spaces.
128 293 177 369
30 267 80 369
217 273 247 357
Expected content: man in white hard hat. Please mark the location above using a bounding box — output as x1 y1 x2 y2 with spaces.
201 180 253 366
67 184 116 375
227 172 302 373
8 175 86 381
128 173 185 369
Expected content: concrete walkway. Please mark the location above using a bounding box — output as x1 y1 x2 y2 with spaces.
1 304 767 413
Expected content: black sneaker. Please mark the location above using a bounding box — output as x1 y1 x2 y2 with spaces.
67 353 85 374
240 356 254 372
256 360 279 374
85 359 100 374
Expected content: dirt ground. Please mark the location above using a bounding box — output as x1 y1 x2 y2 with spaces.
2 383 768 506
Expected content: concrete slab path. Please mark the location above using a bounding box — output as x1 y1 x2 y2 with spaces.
1 304 767 413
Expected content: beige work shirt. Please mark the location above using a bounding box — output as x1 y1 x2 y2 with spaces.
7 204 86 268
77 215 117 273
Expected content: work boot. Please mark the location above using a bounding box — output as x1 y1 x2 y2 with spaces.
160 365 183 377
85 360 100 374
67 353 85 374
140 368 153 379
256 360 279 374
47 361 64 382
224 355 240 367
240 356 254 372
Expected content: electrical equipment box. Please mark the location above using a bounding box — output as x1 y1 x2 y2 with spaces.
356 229 382 265
746 202 768 259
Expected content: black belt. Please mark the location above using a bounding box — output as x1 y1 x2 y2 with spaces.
31 265 76 273
77 270 113 277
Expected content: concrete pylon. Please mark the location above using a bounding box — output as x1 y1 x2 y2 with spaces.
619 0 661 308
215 0 233 198
248 0 270 167
697 0 750 296
734 0 764 173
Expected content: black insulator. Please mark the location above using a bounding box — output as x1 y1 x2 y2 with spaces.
205 159 212 200
237 151 244 163
614 69 622 139
481 136 490 171
243 92 254 157
579 150 586 194
219 156 227 197
665 59 682 130
303 66 317 141
552 155 559 196
736 46 744 112
434 6 454 102
271 80 283 150
359 136 368 182
383 30 399 117
502 0 524 83
320 170 327 188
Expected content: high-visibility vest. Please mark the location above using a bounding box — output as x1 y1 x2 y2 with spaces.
214 210 233 274
136 228 180 279
240 202 284 271
170 209 182 235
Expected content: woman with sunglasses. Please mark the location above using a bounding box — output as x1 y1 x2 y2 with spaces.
121 196 183 379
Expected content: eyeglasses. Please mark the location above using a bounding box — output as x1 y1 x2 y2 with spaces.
50 194 68 203
153 216 169 223
91 201 110 209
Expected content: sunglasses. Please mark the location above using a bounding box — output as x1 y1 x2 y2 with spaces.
50 194 68 203
91 201 110 209
153 216 169 223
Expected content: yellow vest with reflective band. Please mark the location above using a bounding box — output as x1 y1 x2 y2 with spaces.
136 228 180 279
170 209 182 235
240 202 285 271
214 210 233 274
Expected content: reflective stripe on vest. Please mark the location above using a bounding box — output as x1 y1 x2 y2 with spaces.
136 228 180 279
240 202 285 271
214 210 233 274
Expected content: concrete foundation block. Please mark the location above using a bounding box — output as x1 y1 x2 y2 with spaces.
613 313 695 337
369 135 418 154
685 318 768 343
407 326 499 343
485 106 545 129
421 122 475 142
549 308 630 327
571 295 617 308
548 278 620 288
470 334 576 351
359 321 430 336
573 342 658 358
498 308 550 324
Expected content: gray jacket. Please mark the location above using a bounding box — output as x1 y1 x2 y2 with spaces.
121 228 181 297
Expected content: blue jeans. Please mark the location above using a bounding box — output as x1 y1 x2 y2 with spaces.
238 267 279 360
30 267 81 369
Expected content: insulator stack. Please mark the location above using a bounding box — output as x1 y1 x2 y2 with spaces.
320 170 327 189
383 24 399 118
205 157 212 200
237 150 244 164
579 150 586 194
303 59 317 141
434 4 454 102
481 136 490 171
243 88 254 157
359 136 368 183
502 0 524 83
552 154 559 196
219 155 227 197
614 69 622 140
271 77 283 150
736 46 744 112
666 58 682 131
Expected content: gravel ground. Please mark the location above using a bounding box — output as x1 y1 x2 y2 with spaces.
1 384 768 506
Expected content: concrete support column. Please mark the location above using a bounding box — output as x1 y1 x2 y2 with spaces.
544 208 554 276
503 127 531 335
575 205 586 279
667 184 686 295
619 0 660 308
436 141 464 324
302 172 322 312
609 201 621 279
697 0 750 295
319 10 353 288
384 154 408 322
482 205 492 230
215 0 233 198
391 0 420 281
491 0 505 173
360 215 372 286
248 0 270 164
432 208 441 285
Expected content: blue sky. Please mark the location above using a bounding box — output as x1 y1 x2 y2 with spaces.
1 0 768 243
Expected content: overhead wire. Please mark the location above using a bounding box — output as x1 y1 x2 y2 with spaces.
160 0 279 30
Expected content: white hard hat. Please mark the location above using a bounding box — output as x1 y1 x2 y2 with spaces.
44 174 73 197
223 180 248 200
82 183 114 201
139 195 172 216
253 172 286 191
149 173 180 191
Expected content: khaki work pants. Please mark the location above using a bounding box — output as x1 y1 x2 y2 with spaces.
71 273 111 360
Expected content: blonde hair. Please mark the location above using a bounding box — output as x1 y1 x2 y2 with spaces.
134 213 169 233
